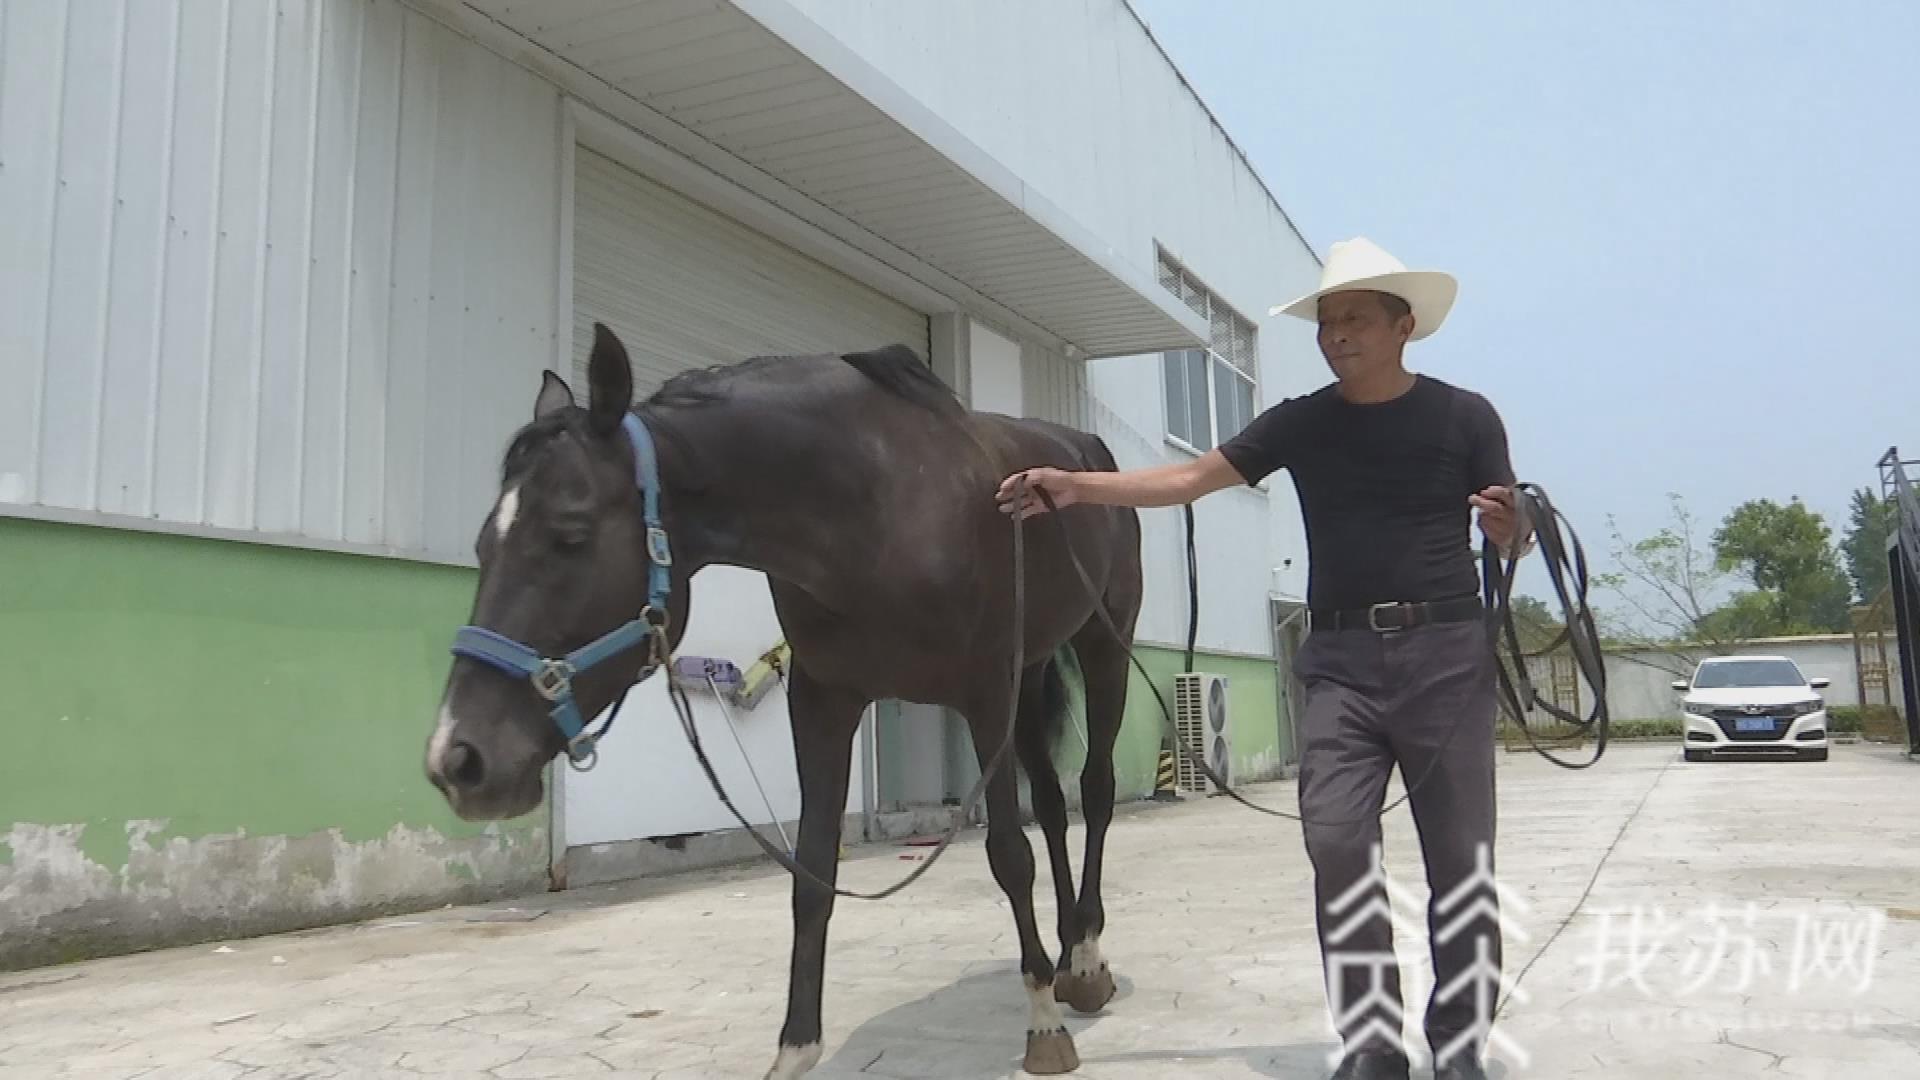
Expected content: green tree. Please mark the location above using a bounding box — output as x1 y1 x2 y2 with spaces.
1595 493 1740 676
1505 594 1564 652
1694 591 1783 643
1711 497 1852 633
1841 488 1898 603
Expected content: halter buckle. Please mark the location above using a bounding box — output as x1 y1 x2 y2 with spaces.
532 659 575 701
647 527 673 567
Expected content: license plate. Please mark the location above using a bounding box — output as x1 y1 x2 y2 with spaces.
1735 716 1775 733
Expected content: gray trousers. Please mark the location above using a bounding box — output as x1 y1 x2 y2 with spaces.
1293 617 1501 1063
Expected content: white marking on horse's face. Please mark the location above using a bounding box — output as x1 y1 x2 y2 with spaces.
763 1042 822 1079
494 486 520 541
1024 974 1067 1035
427 704 457 773
1070 935 1107 979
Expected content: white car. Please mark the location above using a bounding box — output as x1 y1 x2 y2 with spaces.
1673 656 1831 762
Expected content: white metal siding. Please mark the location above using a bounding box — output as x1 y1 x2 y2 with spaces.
570 146 929 392
1086 359 1275 656
0 0 563 564
782 0 1321 335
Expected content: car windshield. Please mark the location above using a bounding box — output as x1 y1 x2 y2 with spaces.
1693 659 1805 688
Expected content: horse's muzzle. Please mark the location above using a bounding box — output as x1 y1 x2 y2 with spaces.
425 714 545 821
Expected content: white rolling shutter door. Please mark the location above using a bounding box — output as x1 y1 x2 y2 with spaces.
571 147 929 394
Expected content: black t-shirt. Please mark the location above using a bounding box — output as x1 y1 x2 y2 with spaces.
1217 374 1516 611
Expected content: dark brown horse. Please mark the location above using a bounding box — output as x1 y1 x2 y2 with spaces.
425 324 1142 1077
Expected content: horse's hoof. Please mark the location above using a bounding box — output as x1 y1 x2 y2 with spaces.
763 1041 822 1079
1053 967 1116 1015
1023 1028 1080 1075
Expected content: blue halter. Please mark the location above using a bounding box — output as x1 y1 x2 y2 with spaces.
449 413 673 769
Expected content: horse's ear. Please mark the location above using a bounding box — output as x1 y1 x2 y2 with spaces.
587 322 633 436
534 370 574 419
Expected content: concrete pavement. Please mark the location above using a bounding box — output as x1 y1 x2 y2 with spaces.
3 743 1917 1078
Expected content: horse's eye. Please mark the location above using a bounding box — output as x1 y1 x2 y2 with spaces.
552 527 592 550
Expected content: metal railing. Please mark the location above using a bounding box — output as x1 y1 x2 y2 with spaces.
1882 447 1920 589
1876 447 1920 751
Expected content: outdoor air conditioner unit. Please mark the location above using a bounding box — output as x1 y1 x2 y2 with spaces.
1173 672 1232 794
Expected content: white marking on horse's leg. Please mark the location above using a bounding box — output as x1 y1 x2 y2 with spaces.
763 1042 821 1080
1025 974 1067 1036
493 486 520 541
1070 935 1107 979
427 704 457 768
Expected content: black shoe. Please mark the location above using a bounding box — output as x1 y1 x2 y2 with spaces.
1328 1049 1411 1080
1434 1055 1488 1080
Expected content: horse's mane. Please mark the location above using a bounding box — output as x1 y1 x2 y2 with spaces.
839 344 965 418
644 345 962 418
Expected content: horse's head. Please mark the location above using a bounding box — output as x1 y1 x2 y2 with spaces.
425 324 690 820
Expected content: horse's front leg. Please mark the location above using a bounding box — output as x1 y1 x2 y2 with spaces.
764 669 866 1080
968 697 1079 1075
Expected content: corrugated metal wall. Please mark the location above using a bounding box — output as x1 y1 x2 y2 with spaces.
0 0 563 564
1020 340 1090 431
570 146 929 395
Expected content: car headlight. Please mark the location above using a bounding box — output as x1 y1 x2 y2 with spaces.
1789 699 1823 716
1683 703 1716 719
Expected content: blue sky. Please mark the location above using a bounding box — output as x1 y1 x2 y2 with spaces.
1131 0 1917 588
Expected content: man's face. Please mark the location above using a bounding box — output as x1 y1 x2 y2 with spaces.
1316 290 1415 382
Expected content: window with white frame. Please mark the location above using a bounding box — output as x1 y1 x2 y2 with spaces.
1157 252 1258 452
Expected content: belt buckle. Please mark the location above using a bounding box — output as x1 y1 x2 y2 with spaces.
1367 602 1404 633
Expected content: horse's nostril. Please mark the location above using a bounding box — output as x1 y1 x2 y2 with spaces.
445 741 486 789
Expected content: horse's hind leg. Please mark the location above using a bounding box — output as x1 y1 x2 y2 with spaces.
1052 615 1132 1015
1013 659 1082 988
765 666 866 1080
967 691 1079 1075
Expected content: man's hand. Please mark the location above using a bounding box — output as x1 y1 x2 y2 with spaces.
1470 485 1528 552
995 452 1242 516
997 467 1080 519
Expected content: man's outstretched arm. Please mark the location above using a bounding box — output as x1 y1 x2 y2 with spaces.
995 450 1244 518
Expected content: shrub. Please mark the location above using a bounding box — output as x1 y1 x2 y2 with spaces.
1858 705 1908 743
1610 717 1683 740
1497 717 1680 741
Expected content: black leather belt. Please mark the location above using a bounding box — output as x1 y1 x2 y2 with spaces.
1309 596 1486 633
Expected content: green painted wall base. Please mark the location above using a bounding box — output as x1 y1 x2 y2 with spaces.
0 518 548 971
1114 644 1292 799
1040 641 1291 807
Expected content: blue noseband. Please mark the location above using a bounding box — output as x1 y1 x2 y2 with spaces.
449 413 673 769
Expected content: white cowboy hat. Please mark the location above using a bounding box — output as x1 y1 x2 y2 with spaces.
1271 237 1458 341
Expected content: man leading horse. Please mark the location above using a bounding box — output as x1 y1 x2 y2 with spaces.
998 238 1530 1080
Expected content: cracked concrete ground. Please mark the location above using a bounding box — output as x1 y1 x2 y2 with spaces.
3 743 1918 1078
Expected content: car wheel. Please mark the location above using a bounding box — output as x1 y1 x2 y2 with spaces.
1801 748 1829 762
1684 749 1709 762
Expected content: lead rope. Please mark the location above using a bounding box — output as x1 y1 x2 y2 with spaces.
1481 482 1611 768
705 671 795 856
1035 481 1610 827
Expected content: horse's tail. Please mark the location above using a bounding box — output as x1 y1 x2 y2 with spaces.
1038 646 1075 753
